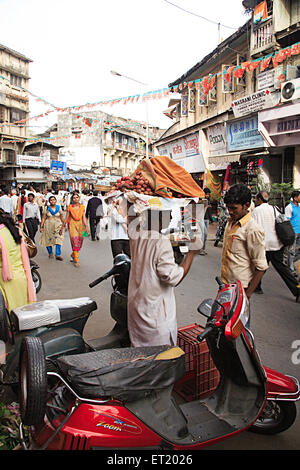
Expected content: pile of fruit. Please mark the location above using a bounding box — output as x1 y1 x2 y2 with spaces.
112 172 188 198
113 171 155 195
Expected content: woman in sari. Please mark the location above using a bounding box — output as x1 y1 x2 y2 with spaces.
0 209 36 312
63 192 89 267
39 195 65 260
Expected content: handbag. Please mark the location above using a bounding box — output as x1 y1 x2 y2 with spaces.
21 229 37 258
273 206 295 247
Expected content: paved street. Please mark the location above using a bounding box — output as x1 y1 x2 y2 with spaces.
35 224 300 450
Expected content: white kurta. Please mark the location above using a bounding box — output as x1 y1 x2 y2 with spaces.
128 229 184 347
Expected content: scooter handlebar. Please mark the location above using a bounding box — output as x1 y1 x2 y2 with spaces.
197 325 215 342
89 266 118 288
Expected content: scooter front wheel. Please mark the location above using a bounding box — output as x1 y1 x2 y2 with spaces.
249 400 297 435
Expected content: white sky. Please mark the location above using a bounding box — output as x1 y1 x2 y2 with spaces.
0 0 250 131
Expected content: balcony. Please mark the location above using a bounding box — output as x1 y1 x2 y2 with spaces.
250 17 276 57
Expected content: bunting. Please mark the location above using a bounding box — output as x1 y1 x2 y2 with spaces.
0 39 299 145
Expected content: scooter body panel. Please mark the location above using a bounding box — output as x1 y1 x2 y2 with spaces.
264 366 300 400
35 403 163 450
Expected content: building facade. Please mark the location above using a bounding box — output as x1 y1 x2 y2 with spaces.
49 110 164 189
0 44 32 185
154 0 300 199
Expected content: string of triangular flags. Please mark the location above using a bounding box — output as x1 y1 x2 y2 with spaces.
0 39 299 142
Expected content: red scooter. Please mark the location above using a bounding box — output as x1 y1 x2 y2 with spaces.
18 274 299 450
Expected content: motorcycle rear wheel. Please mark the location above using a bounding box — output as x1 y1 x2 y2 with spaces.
249 400 297 435
19 337 47 426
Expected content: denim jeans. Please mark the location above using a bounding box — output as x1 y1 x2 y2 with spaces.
47 245 61 257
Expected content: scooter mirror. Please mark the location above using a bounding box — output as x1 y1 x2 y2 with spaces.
197 298 213 318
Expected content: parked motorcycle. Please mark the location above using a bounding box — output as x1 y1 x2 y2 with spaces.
214 202 228 247
18 274 300 450
30 259 41 294
0 254 130 393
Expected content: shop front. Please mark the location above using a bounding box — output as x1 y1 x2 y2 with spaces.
206 122 240 198
226 114 268 187
258 102 300 187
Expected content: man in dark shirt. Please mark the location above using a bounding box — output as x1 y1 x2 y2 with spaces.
200 187 214 255
85 190 104 241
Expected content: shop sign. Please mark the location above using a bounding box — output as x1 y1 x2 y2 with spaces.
157 132 205 173
257 70 275 91
227 116 265 151
17 153 50 168
206 123 227 157
50 160 67 175
231 90 274 118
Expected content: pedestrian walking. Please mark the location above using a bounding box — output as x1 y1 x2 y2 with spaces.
23 193 41 242
252 191 300 302
285 190 300 273
200 187 213 255
85 190 104 241
62 192 89 267
0 188 13 216
39 195 65 260
108 198 130 258
11 189 19 221
0 209 36 312
16 190 27 228
221 184 268 327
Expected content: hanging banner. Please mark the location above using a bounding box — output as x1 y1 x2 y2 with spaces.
231 89 274 118
254 0 268 24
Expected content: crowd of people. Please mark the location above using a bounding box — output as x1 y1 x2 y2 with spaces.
0 181 298 348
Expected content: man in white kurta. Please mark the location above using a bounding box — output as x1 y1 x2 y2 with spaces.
128 229 184 347
127 210 202 347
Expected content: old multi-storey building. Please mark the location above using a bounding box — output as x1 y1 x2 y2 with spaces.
154 0 300 198
0 44 32 184
50 110 164 182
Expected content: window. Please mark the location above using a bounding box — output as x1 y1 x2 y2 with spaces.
9 108 26 123
10 74 22 87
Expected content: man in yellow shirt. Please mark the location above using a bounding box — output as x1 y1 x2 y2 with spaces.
221 184 268 304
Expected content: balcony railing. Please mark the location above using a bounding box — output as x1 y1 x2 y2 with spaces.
250 17 276 56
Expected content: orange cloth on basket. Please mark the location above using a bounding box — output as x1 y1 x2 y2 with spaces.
132 156 205 199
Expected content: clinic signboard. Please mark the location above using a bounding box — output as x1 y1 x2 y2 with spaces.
231 90 274 118
227 115 265 151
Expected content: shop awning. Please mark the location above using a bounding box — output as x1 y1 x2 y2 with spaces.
208 152 241 169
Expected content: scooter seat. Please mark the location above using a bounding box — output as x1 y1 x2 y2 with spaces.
56 345 186 402
10 297 97 331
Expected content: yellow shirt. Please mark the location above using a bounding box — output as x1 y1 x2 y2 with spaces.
221 211 268 288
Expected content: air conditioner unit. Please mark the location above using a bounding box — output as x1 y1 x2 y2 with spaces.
281 78 300 103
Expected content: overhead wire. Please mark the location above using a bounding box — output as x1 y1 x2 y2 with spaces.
163 0 239 30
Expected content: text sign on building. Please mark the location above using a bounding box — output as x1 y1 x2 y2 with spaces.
158 132 205 173
50 160 67 174
257 70 275 91
17 154 50 168
206 123 227 157
227 116 265 151
231 90 274 118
